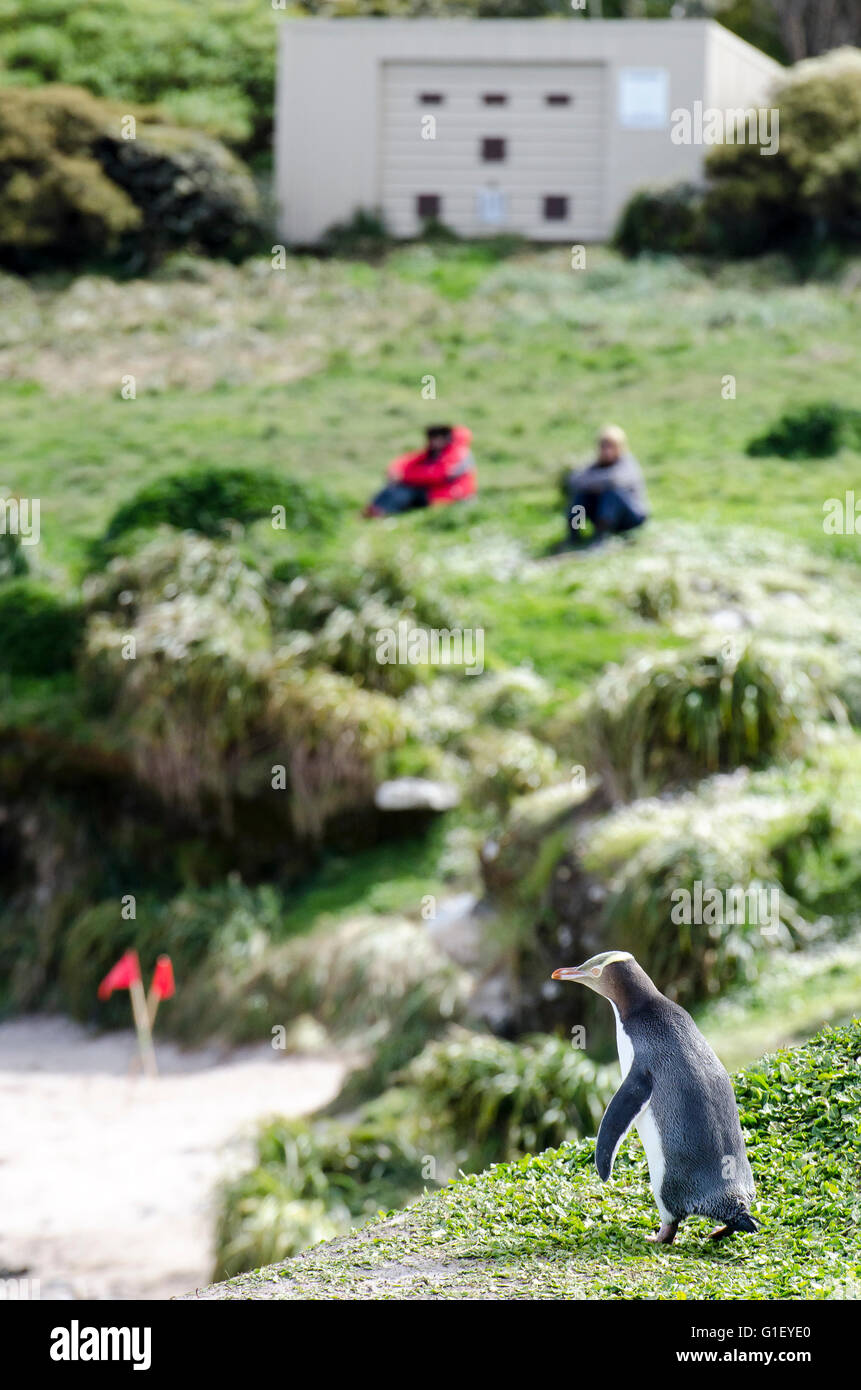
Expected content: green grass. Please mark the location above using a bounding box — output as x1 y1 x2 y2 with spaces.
191 1019 861 1300
694 935 861 1073
3 248 859 700
279 825 458 936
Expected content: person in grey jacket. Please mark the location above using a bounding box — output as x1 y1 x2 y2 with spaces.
565 425 648 546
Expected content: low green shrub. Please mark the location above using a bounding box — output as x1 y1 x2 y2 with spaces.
0 529 28 582
482 748 861 1020
457 667 552 730
279 599 428 696
0 580 83 676
403 1030 615 1166
271 545 461 695
103 466 332 545
319 208 393 259
593 839 795 1006
583 641 815 795
84 530 269 626
80 532 409 843
613 182 705 257
253 914 471 1073
746 401 861 458
578 767 860 1002
464 727 559 812
83 606 405 837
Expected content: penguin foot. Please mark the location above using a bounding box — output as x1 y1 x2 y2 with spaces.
646 1222 679 1245
707 1224 733 1241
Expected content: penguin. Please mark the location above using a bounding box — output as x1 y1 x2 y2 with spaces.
551 950 757 1244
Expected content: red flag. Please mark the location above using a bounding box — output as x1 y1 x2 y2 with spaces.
151 955 175 1001
98 949 141 1000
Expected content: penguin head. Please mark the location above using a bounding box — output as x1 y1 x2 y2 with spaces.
551 950 639 1000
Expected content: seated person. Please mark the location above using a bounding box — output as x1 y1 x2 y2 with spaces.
564 425 648 545
363 425 477 517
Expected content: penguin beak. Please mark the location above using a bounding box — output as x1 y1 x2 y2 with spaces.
551 966 585 982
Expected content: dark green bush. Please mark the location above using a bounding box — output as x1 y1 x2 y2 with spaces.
0 530 29 581
696 142 801 258
319 207 393 259
0 84 260 272
613 182 705 257
746 401 861 458
102 466 333 544
318 207 397 259
98 121 261 267
0 580 83 676
0 85 141 270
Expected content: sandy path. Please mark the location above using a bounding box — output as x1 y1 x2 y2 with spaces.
0 1016 350 1301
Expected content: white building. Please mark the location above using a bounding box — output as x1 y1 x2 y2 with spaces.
275 18 781 246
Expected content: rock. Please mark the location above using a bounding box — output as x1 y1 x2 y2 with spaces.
425 892 481 969
374 778 460 813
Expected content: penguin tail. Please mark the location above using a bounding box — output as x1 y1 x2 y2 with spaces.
731 1211 758 1234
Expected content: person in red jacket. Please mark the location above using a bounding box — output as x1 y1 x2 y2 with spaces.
363 425 477 517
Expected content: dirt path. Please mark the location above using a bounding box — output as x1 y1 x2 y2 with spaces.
0 1016 350 1301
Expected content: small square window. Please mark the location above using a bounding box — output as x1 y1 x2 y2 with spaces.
481 137 506 162
543 195 569 221
546 93 572 106
419 92 443 105
482 93 507 106
417 194 441 219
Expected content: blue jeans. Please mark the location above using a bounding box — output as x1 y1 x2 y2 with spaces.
370 482 429 514
569 487 646 538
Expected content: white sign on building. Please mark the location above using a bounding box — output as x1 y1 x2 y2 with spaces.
617 68 669 129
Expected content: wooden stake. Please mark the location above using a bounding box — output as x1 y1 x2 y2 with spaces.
129 977 158 1077
147 987 161 1031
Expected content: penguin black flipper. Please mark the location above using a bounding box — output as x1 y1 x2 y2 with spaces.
595 1065 652 1182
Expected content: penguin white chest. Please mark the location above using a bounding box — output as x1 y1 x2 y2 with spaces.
610 1004 670 1221
611 1004 635 1079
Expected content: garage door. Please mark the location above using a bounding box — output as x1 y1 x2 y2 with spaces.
381 61 606 241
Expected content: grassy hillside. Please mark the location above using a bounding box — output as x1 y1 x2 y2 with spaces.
2 245 859 1279
2 245 859 1016
2 247 859 575
185 1019 861 1300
